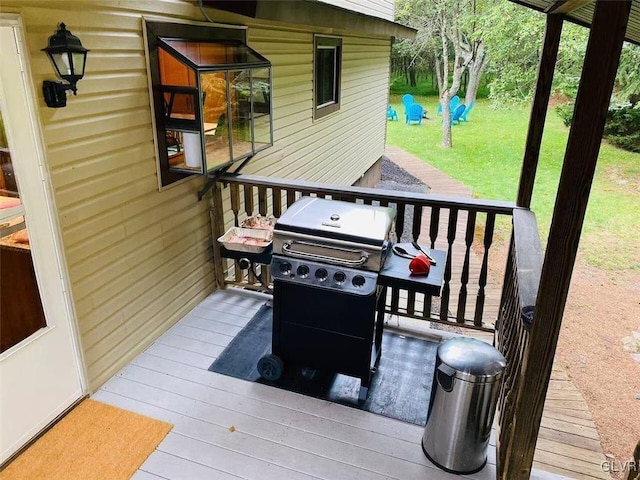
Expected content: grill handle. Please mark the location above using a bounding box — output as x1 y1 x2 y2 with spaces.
281 240 369 267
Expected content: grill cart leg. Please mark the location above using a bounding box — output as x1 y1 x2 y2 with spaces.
358 386 369 403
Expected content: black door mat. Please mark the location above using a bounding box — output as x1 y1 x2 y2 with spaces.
208 304 438 426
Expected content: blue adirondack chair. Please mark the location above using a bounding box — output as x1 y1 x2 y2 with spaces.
406 103 424 124
451 104 466 125
387 105 398 121
437 95 460 116
450 95 460 112
460 101 475 122
402 94 414 121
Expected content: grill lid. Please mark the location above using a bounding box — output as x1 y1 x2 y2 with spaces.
275 197 395 246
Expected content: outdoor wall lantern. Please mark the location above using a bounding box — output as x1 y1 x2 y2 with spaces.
42 23 89 108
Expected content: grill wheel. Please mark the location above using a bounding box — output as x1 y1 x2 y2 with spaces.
257 353 284 381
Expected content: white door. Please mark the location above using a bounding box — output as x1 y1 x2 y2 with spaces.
0 16 85 465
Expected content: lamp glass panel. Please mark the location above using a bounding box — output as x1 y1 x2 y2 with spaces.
51 52 71 77
200 71 231 170
71 52 87 76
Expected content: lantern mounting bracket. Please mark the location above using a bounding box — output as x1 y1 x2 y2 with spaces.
42 80 77 108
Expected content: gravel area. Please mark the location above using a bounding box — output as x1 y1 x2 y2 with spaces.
376 156 429 243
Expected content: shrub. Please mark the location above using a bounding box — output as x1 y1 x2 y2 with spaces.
555 102 640 153
604 104 640 153
555 102 574 127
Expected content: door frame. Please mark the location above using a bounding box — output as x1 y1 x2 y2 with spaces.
0 12 87 456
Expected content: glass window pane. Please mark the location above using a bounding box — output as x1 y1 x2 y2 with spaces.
230 70 253 160
0 109 46 353
163 91 198 122
0 125 18 199
316 47 337 106
252 68 272 150
163 39 266 67
165 130 203 173
201 72 231 170
159 46 196 87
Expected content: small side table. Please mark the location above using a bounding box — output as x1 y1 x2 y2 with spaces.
379 245 446 297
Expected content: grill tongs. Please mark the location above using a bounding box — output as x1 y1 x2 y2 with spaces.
282 240 369 267
392 243 437 265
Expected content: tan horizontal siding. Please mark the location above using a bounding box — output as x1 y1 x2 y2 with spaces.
1 0 393 391
318 0 395 21
2 0 219 392
245 33 390 185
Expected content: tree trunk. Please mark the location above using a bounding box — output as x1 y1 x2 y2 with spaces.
441 89 452 147
438 11 453 149
409 67 417 87
465 42 488 106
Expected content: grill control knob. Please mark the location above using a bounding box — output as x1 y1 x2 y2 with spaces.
333 271 346 285
279 261 292 275
296 265 310 278
352 275 366 288
315 268 328 281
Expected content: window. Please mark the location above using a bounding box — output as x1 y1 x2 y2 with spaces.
145 21 273 188
314 36 342 119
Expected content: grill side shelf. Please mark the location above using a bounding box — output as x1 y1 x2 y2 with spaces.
379 248 447 297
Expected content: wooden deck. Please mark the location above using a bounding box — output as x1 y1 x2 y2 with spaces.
91 149 607 479
95 288 585 480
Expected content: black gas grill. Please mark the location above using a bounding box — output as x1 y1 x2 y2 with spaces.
257 196 396 401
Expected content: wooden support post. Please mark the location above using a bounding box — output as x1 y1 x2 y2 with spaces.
500 2 631 479
211 182 226 290
626 440 640 480
516 15 563 208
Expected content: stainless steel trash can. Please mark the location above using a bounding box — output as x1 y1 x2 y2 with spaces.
421 337 506 474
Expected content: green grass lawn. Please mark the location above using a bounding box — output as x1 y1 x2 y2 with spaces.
386 95 640 270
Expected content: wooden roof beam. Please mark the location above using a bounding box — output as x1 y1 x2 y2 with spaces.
545 0 593 14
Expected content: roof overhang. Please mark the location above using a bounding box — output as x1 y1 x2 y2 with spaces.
204 0 417 39
508 0 639 45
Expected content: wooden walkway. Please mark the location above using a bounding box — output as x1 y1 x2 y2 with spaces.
95 288 588 480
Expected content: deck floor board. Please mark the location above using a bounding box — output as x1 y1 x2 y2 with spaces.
94 288 605 479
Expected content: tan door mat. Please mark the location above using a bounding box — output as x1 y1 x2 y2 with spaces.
0 398 172 479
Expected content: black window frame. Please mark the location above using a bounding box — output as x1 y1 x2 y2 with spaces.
145 20 273 189
313 35 342 120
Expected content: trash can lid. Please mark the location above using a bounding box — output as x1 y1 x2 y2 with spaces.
437 337 507 382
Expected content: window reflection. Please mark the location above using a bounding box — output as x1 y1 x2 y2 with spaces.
201 71 231 169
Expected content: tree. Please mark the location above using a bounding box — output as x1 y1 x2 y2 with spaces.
615 42 640 104
395 0 491 147
458 0 489 106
